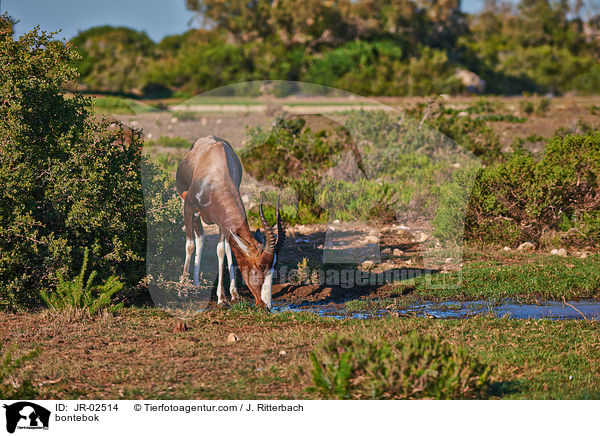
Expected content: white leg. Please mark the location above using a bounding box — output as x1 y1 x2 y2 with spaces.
216 236 226 305
182 237 194 282
224 239 239 301
193 228 204 287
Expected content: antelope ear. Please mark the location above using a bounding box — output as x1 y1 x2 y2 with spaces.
253 229 265 245
229 230 252 256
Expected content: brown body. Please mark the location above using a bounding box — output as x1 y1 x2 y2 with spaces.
176 136 284 309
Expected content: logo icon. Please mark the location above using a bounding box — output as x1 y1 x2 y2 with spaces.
3 402 50 434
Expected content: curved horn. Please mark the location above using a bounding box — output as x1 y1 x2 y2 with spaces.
274 195 286 254
259 193 276 254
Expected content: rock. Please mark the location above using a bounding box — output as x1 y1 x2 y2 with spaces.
517 242 535 251
381 248 392 257
362 260 375 270
550 248 559 255
227 333 239 343
170 117 178 123
503 246 511 251
455 68 486 93
458 111 469 117
172 321 188 333
333 219 340 224
580 253 588 259
393 249 404 257
279 350 287 356
445 258 453 263
414 232 428 243
557 248 568 257
364 235 379 244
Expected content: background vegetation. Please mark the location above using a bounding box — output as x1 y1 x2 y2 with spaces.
60 0 600 97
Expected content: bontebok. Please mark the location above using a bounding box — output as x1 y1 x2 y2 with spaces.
175 136 285 309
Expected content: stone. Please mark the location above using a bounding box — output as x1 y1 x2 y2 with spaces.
381 248 392 257
580 253 588 259
503 246 511 251
517 242 535 251
227 333 239 343
414 232 428 243
557 248 568 257
455 68 486 93
393 249 404 257
172 321 188 333
362 260 375 270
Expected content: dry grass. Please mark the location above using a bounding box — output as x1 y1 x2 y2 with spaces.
1 307 599 399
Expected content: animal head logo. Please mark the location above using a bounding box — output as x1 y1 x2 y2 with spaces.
3 402 50 434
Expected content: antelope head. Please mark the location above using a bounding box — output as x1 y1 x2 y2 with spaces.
228 194 286 310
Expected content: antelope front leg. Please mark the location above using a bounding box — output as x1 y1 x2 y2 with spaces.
216 234 226 305
224 238 240 301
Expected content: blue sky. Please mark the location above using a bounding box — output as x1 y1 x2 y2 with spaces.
3 0 489 42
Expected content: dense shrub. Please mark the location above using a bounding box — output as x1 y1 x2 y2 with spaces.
0 19 164 309
465 133 600 247
241 116 352 222
406 100 502 165
308 333 492 399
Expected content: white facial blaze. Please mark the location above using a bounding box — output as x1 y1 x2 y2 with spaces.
260 254 276 309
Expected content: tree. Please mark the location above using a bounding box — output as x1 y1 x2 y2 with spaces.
71 26 155 94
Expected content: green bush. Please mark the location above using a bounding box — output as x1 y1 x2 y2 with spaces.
466 133 600 247
241 116 349 222
40 248 124 315
1 342 39 399
0 19 169 309
406 100 502 165
308 333 492 399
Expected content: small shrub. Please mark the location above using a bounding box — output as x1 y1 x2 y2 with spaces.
292 258 311 284
520 99 535 115
40 248 124 315
0 343 39 399
519 96 550 116
307 333 493 399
